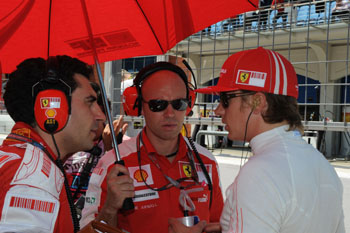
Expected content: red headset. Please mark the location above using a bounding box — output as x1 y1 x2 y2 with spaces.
122 62 196 117
32 57 71 134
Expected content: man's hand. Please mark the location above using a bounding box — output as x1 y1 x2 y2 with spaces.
204 222 221 233
97 164 134 226
103 115 128 151
168 218 207 233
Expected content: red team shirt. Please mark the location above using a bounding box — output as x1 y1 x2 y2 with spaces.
82 129 224 233
0 122 74 233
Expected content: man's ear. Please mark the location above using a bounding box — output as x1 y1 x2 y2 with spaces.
252 97 261 110
251 92 266 113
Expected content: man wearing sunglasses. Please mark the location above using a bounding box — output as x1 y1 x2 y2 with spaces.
81 62 224 233
170 47 344 233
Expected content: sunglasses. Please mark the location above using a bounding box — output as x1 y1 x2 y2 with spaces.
220 91 255 108
143 98 189 112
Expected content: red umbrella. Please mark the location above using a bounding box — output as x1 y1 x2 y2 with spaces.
0 0 258 74
0 0 259 214
0 0 259 163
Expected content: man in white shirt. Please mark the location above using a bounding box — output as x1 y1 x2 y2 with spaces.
169 47 345 233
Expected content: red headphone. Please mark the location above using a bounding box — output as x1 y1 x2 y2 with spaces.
122 62 196 117
32 57 71 134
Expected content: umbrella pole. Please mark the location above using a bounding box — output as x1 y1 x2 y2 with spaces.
95 54 135 211
79 0 122 161
79 0 134 210
94 59 122 162
94 55 135 211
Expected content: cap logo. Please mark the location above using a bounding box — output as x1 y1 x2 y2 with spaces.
236 69 267 88
239 72 250 82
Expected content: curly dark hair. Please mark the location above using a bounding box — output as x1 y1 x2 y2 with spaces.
4 55 93 126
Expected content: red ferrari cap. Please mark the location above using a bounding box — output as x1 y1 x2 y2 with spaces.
195 47 299 98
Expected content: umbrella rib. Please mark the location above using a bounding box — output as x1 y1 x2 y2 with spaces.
247 0 258 8
47 0 53 58
134 0 165 53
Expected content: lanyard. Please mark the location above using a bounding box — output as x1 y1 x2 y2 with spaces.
7 133 56 163
136 131 199 192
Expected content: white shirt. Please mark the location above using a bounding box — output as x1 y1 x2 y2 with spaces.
220 125 345 233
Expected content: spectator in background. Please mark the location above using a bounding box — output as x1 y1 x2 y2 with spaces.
120 69 134 95
271 0 292 27
332 0 350 21
259 0 274 29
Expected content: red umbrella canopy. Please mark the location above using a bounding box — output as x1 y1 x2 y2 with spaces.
0 0 258 74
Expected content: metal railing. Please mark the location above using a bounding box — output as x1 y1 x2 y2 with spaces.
120 115 350 132
192 0 344 36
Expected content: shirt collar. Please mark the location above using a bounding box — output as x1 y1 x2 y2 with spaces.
4 121 58 160
140 128 188 161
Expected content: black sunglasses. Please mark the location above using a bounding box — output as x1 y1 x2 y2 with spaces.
143 98 189 112
220 91 255 108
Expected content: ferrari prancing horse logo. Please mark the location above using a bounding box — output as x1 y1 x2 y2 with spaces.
240 72 249 83
182 164 192 177
41 98 49 107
